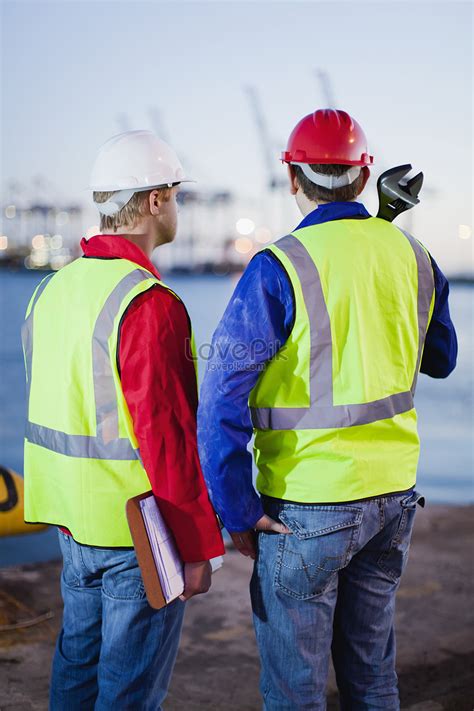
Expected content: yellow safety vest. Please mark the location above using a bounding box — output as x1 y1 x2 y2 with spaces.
22 255 184 546
249 217 435 503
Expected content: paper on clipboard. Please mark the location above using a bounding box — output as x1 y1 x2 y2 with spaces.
139 496 223 604
139 496 184 602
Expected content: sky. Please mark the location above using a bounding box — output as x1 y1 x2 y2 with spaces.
1 0 473 273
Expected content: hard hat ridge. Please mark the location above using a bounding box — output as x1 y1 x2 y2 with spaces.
282 108 373 167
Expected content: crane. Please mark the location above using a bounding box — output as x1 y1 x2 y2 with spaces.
244 85 286 191
116 113 132 133
315 69 337 108
148 107 170 144
313 68 438 233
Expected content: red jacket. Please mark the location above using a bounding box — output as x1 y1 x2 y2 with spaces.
65 234 225 563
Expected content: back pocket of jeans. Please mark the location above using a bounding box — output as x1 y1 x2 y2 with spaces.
103 572 146 600
275 506 362 600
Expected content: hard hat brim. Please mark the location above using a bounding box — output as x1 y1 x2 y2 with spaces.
87 177 196 192
281 151 374 166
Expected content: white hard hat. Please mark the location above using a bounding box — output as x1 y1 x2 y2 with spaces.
88 130 194 216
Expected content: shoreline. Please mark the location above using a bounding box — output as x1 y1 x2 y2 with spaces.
1 503 473 710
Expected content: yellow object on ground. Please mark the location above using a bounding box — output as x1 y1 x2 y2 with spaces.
0 466 47 537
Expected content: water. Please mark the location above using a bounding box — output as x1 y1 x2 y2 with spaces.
0 270 472 566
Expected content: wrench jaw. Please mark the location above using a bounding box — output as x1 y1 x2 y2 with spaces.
376 164 424 222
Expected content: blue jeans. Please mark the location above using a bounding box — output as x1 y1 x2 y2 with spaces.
250 489 425 711
50 530 185 711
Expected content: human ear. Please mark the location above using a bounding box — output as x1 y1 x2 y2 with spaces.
287 164 299 196
357 166 370 195
148 190 161 216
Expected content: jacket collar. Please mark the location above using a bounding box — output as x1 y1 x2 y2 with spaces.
80 234 161 279
295 201 371 231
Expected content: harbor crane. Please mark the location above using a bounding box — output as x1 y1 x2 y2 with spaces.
148 107 170 145
116 113 132 133
244 85 286 192
315 69 336 108
313 68 437 233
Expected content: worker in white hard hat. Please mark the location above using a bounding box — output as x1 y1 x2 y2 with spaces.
22 130 224 709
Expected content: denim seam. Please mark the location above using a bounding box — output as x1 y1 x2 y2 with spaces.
377 504 417 582
378 555 406 584
274 533 286 591
58 532 81 587
342 524 359 567
275 525 359 600
102 576 146 601
279 511 363 540
392 508 409 547
61 571 80 589
347 515 362 558
60 574 100 592
251 533 266 622
280 560 344 572
77 542 95 577
379 500 385 531
280 504 363 514
276 566 337 601
400 490 424 508
279 524 360 572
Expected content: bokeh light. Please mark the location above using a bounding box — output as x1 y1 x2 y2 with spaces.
51 234 63 250
32 234 45 249
255 227 272 244
234 237 253 254
236 218 255 236
458 225 471 240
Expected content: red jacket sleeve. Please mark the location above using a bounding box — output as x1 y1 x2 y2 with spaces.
118 285 225 563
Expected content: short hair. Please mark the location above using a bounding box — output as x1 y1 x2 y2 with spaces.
293 163 365 203
93 186 172 232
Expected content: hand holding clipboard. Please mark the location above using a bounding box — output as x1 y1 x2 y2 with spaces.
126 491 223 609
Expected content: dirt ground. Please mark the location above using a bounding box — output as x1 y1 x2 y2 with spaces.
0 504 473 710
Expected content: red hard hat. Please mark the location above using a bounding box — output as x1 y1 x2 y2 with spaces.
282 109 374 166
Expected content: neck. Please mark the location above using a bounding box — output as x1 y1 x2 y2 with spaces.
300 201 320 217
297 195 357 217
101 221 157 259
297 193 326 217
121 233 155 259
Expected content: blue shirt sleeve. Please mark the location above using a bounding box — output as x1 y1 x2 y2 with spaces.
197 251 294 532
420 255 458 378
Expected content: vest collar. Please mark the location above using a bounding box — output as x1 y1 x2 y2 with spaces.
295 201 371 231
80 234 161 279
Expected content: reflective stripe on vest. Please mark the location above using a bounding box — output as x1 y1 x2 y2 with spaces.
250 229 434 431
21 268 153 460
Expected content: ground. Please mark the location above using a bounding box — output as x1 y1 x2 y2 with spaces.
0 505 473 710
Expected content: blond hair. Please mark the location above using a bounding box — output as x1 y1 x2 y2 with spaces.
93 187 172 232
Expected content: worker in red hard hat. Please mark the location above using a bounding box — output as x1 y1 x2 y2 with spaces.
198 108 457 708
282 107 374 165
283 108 372 209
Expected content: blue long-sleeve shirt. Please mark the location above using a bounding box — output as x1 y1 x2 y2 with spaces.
197 201 458 531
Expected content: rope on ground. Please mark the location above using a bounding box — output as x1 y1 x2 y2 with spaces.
0 610 54 631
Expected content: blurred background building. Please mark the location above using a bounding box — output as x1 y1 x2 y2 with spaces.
1 0 472 279
0 0 472 567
